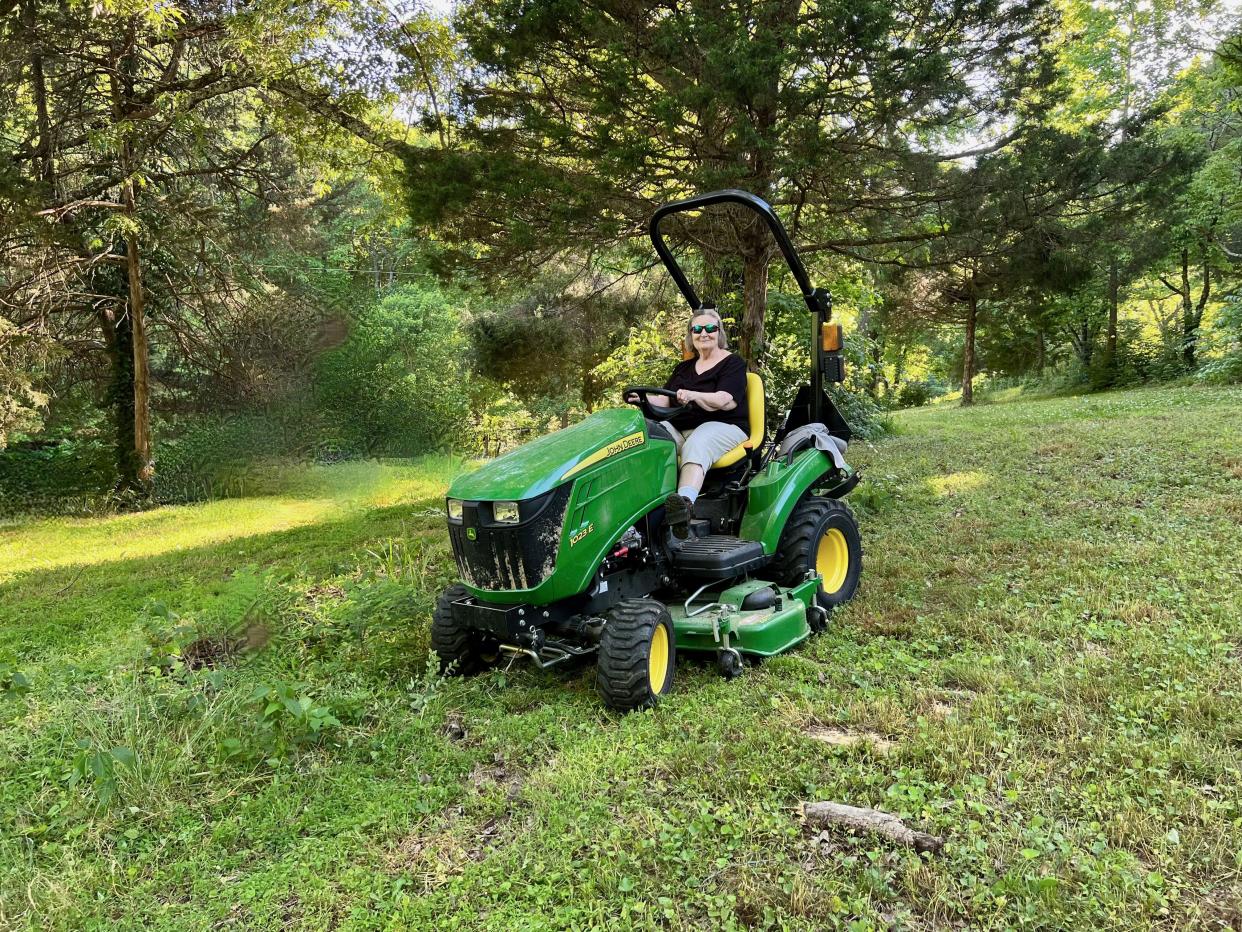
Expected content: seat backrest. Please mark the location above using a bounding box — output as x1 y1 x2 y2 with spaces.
742 371 764 448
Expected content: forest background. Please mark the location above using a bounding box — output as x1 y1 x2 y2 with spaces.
1 0 1240 513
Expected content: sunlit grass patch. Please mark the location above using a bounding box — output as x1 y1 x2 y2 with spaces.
0 456 468 582
927 469 990 496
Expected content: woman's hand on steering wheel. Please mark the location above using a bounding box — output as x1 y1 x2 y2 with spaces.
622 386 691 421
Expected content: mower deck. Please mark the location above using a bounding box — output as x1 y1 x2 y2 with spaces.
669 577 821 657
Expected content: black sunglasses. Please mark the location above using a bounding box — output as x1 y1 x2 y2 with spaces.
691 323 720 334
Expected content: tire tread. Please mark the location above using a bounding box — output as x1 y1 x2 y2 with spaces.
595 599 674 712
768 495 862 608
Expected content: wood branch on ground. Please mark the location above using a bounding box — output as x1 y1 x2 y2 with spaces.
802 801 946 854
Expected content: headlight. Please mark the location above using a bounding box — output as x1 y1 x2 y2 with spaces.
493 500 520 524
447 498 464 521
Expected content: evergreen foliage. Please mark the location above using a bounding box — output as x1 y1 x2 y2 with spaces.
0 1 1239 504
405 0 1060 361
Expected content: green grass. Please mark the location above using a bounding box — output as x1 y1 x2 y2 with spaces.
2 387 1241 930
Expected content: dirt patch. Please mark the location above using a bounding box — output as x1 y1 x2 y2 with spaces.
386 813 509 888
857 605 918 638
910 690 974 721
304 583 346 605
385 748 526 887
441 712 469 743
803 724 895 754
469 753 524 801
1035 441 1074 457
240 621 271 652
180 635 238 670
385 761 524 888
1114 600 1174 626
1195 886 1242 930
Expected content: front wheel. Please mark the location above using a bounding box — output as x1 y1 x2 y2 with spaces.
431 584 500 675
769 496 862 609
596 599 675 712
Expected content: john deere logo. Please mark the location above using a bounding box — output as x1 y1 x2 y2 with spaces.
562 431 645 480
466 527 477 541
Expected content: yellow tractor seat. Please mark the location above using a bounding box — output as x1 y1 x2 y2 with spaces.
709 371 764 470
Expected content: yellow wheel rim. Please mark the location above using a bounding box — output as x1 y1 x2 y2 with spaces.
648 623 670 693
816 528 849 594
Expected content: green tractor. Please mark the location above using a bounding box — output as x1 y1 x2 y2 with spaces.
434 190 863 711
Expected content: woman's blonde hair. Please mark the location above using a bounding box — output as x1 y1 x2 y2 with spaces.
684 308 729 353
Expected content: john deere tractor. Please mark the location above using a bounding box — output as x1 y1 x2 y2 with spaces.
434 190 862 711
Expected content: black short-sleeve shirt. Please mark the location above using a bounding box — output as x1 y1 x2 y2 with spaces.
663 353 750 432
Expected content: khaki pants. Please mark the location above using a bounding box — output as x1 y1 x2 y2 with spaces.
663 421 749 470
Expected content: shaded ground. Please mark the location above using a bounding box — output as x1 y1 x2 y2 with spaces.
1 387 1240 930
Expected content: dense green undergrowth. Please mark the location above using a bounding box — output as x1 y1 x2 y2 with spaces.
1 387 1240 930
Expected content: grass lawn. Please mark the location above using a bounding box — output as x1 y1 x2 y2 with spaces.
1 385 1240 930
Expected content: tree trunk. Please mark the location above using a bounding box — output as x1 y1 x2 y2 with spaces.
857 304 883 397
123 231 153 486
111 23 154 491
581 367 596 414
868 333 885 397
1071 318 1093 368
1182 247 1210 369
1036 329 1046 374
961 286 977 407
23 0 54 187
98 297 141 490
733 2 785 368
739 250 770 368
892 344 907 392
1106 258 1119 369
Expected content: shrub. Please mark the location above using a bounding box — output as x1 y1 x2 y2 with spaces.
66 741 137 810
1198 295 1242 384
0 664 31 700
895 380 936 409
154 413 298 503
0 315 53 449
0 438 116 514
314 284 473 457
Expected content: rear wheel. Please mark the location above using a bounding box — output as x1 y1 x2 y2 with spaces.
596 599 675 712
431 584 500 675
769 496 862 610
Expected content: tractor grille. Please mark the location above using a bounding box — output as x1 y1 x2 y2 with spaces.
447 484 572 592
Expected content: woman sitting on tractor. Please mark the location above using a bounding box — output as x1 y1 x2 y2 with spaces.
627 309 748 538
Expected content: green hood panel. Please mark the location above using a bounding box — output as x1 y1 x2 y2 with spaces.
449 408 651 501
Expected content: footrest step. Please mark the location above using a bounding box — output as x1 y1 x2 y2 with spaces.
671 535 767 578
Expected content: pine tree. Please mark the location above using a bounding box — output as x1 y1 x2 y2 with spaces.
404 0 1060 365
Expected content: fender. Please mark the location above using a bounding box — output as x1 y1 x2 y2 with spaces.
738 449 834 554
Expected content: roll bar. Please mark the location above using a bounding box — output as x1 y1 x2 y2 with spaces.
648 189 842 426
647 189 831 320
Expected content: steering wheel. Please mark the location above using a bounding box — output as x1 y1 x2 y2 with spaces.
623 386 691 422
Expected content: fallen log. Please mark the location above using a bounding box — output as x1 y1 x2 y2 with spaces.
803 801 945 854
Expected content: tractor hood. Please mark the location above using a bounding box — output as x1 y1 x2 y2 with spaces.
449 407 650 502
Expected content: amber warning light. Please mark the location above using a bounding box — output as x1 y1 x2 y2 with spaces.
821 323 843 352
